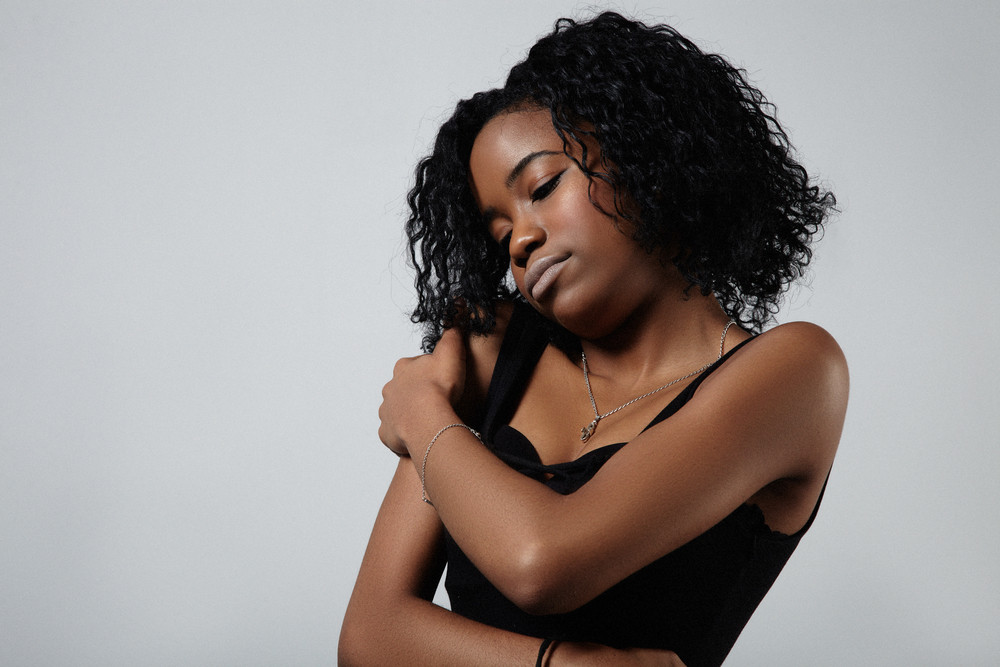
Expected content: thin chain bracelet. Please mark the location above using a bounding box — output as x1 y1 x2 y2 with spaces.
421 423 482 506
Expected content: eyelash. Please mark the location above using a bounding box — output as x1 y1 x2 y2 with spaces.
490 170 565 247
530 172 564 202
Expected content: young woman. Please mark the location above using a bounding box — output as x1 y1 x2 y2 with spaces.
340 13 847 667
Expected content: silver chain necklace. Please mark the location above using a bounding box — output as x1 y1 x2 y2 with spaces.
579 320 737 442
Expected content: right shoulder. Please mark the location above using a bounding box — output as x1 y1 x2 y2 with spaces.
460 301 516 420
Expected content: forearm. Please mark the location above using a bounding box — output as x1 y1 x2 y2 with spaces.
415 416 574 612
343 450 681 666
340 592 542 667
341 593 683 667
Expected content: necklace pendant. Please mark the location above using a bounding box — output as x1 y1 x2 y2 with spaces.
581 419 599 442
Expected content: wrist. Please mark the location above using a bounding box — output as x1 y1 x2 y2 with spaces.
547 642 635 666
420 423 482 506
537 638 556 667
401 402 461 458
548 641 595 666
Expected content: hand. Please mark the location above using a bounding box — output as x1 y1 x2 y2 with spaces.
550 642 686 666
378 327 468 457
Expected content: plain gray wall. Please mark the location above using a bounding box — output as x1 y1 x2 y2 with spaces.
2 1 998 664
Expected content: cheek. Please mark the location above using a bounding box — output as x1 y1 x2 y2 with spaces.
565 176 628 234
583 174 620 215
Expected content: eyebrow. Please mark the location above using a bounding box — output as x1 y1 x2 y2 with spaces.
505 150 561 188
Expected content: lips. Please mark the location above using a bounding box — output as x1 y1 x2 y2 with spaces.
524 254 569 300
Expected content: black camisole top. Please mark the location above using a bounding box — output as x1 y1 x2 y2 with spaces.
443 303 826 667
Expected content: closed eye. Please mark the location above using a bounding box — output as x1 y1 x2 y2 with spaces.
530 171 564 202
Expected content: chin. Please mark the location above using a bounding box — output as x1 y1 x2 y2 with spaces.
549 302 621 341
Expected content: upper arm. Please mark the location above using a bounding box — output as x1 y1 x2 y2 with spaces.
340 460 447 647
340 457 550 666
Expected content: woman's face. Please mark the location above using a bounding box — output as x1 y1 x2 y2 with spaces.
469 108 675 339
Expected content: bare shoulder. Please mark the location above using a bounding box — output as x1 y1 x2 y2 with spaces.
700 321 848 473
748 321 849 393
758 320 844 352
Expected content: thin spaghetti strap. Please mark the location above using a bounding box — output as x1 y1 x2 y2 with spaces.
643 335 756 432
684 334 756 394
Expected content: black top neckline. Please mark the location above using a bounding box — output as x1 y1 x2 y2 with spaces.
482 301 755 470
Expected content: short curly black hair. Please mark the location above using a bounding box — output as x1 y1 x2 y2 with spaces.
406 12 836 350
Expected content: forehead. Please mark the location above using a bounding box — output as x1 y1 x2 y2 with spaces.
469 109 563 182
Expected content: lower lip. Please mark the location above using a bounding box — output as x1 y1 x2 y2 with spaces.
529 260 567 300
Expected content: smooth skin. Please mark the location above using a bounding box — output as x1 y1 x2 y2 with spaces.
340 109 848 665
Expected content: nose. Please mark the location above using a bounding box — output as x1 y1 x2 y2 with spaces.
507 214 545 269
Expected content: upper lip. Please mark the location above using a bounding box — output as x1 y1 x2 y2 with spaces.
523 254 569 298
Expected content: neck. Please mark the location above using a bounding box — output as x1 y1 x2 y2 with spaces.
579 288 739 390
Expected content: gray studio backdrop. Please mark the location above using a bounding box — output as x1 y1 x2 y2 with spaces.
2 1 998 665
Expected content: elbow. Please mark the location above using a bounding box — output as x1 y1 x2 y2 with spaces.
501 539 583 616
338 611 365 667
339 601 387 667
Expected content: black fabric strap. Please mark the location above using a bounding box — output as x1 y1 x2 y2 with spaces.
480 301 548 443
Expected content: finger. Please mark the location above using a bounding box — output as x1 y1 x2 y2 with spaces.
433 326 466 361
376 415 407 457
392 355 418 376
